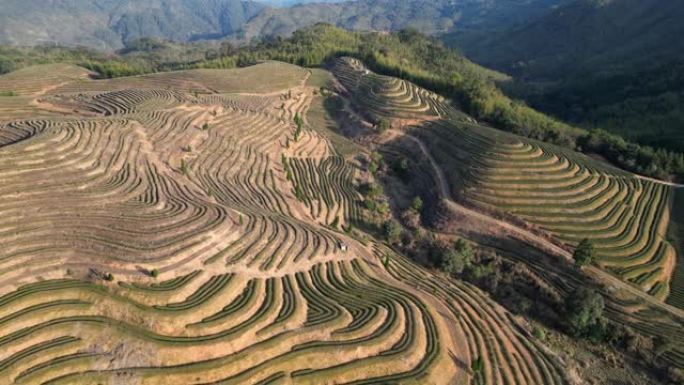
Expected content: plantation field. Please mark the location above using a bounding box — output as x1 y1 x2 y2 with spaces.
336 55 682 306
329 57 684 371
0 61 583 384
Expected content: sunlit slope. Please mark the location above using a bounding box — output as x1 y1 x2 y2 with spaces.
331 57 684 373
0 62 574 384
332 56 681 306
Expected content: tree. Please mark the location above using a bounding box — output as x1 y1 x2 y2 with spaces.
383 219 402 244
364 182 384 199
564 287 605 337
573 238 595 268
393 158 410 180
441 239 473 275
411 196 423 212
377 119 390 133
180 159 189 175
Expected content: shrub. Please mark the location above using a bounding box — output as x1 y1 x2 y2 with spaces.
564 287 605 338
532 327 546 341
376 201 390 215
573 238 595 268
383 219 402 244
393 158 410 181
441 239 474 275
361 182 384 199
377 119 390 133
411 196 423 212
364 199 377 211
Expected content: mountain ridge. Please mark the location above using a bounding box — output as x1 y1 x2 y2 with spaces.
0 0 570 50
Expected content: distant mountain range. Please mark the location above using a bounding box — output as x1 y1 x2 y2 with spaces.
0 0 569 49
0 0 265 49
254 0 346 6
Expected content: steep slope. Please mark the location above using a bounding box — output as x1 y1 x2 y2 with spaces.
453 0 684 79
449 0 684 153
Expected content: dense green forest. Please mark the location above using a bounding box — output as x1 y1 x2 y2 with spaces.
512 60 684 153
450 0 684 156
2 24 683 181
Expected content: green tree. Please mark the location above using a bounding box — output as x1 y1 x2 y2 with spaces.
564 287 605 337
573 238 595 268
330 216 340 229
441 239 473 275
411 196 423 212
364 182 384 199
377 119 390 133
383 219 402 244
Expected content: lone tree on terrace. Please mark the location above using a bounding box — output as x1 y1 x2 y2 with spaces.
573 238 595 268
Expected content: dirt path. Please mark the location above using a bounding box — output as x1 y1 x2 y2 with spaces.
229 71 312 98
402 132 684 319
635 174 684 188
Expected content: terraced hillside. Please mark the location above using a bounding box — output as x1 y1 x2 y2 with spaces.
0 61 579 384
332 58 459 123
330 57 684 371
332 57 682 305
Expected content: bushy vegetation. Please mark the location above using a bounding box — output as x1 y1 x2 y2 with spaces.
564 287 606 340
573 239 595 268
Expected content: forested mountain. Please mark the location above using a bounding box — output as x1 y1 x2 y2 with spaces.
0 0 568 49
449 0 684 152
453 0 684 80
255 0 346 6
240 0 570 40
0 0 266 49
